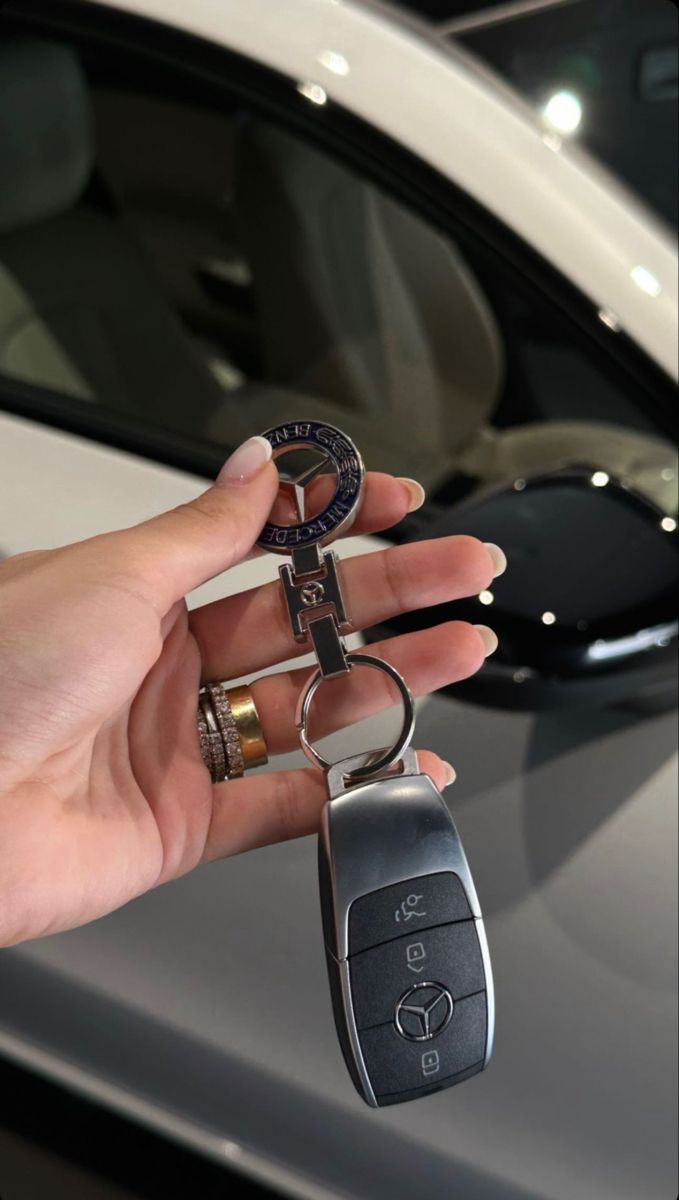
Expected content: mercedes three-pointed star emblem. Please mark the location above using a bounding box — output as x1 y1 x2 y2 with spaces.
256 421 364 554
394 982 454 1042
278 451 334 523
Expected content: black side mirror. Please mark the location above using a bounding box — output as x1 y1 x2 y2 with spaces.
380 468 678 711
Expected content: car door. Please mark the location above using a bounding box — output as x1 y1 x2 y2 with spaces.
0 4 676 1200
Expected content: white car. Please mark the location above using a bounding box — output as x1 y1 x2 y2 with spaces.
0 1 677 1198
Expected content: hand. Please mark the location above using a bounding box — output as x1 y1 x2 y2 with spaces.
0 436 503 946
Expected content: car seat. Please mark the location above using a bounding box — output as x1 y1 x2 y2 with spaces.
0 36 224 438
224 122 676 513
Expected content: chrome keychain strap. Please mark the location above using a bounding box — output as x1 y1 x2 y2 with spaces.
281 544 351 679
257 420 365 681
258 421 416 785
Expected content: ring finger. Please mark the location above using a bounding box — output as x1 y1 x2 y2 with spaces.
243 620 494 758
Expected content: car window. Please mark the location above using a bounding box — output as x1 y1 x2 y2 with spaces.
0 25 675 516
0 9 675 707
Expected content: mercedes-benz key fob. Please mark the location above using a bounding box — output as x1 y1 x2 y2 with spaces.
318 749 494 1107
253 421 493 1107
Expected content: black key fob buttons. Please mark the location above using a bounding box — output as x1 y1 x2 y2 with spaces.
318 755 494 1108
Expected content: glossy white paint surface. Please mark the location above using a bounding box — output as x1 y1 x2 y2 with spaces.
82 0 677 377
1 418 677 1200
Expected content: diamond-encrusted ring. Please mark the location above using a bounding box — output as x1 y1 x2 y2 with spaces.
197 684 268 783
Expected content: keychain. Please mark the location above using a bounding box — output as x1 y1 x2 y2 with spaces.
257 420 494 1107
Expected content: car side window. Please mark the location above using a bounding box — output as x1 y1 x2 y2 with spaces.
0 29 676 522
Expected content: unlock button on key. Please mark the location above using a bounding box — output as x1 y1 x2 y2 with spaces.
405 942 426 973
350 920 485 1030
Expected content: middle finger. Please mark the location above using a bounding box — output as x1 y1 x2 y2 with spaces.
190 535 499 681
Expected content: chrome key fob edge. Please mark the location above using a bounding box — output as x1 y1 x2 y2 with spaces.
318 762 494 1107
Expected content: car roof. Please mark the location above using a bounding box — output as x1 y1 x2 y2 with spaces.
80 0 676 379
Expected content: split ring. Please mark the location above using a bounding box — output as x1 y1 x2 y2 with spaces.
295 652 416 780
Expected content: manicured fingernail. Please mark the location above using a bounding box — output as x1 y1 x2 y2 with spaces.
483 542 507 578
397 477 426 513
473 624 499 656
216 436 272 485
441 761 457 788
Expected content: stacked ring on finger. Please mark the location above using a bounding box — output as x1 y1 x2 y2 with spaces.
197 683 268 782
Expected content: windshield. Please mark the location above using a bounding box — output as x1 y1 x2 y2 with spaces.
405 0 678 229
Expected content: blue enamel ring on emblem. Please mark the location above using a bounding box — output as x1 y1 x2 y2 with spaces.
256 421 365 554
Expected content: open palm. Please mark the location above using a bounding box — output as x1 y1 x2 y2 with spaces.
0 439 500 947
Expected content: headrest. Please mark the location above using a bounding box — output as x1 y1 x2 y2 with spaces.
0 37 94 233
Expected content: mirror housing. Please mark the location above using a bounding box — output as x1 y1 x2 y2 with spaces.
382 468 678 712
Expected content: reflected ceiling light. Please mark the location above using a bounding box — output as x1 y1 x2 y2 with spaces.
541 611 557 625
543 90 582 134
661 468 675 482
588 623 677 661
661 516 677 532
598 306 621 332
542 131 563 152
317 49 349 76
478 590 494 606
297 81 328 105
630 265 661 297
590 471 610 488
221 1139 242 1162
513 478 526 491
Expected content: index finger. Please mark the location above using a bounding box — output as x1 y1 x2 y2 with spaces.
246 471 422 561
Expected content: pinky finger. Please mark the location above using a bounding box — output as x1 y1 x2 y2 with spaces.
201 750 455 863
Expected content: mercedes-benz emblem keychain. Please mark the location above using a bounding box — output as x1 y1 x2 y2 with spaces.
257 421 494 1107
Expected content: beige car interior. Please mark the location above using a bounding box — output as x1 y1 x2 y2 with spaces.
228 122 677 510
0 36 676 513
0 37 224 437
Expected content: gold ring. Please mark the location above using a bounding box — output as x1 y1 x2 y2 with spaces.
223 685 268 769
196 683 268 782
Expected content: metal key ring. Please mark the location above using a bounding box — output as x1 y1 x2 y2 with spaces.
296 652 416 780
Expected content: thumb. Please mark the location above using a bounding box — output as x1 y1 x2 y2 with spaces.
110 436 279 606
